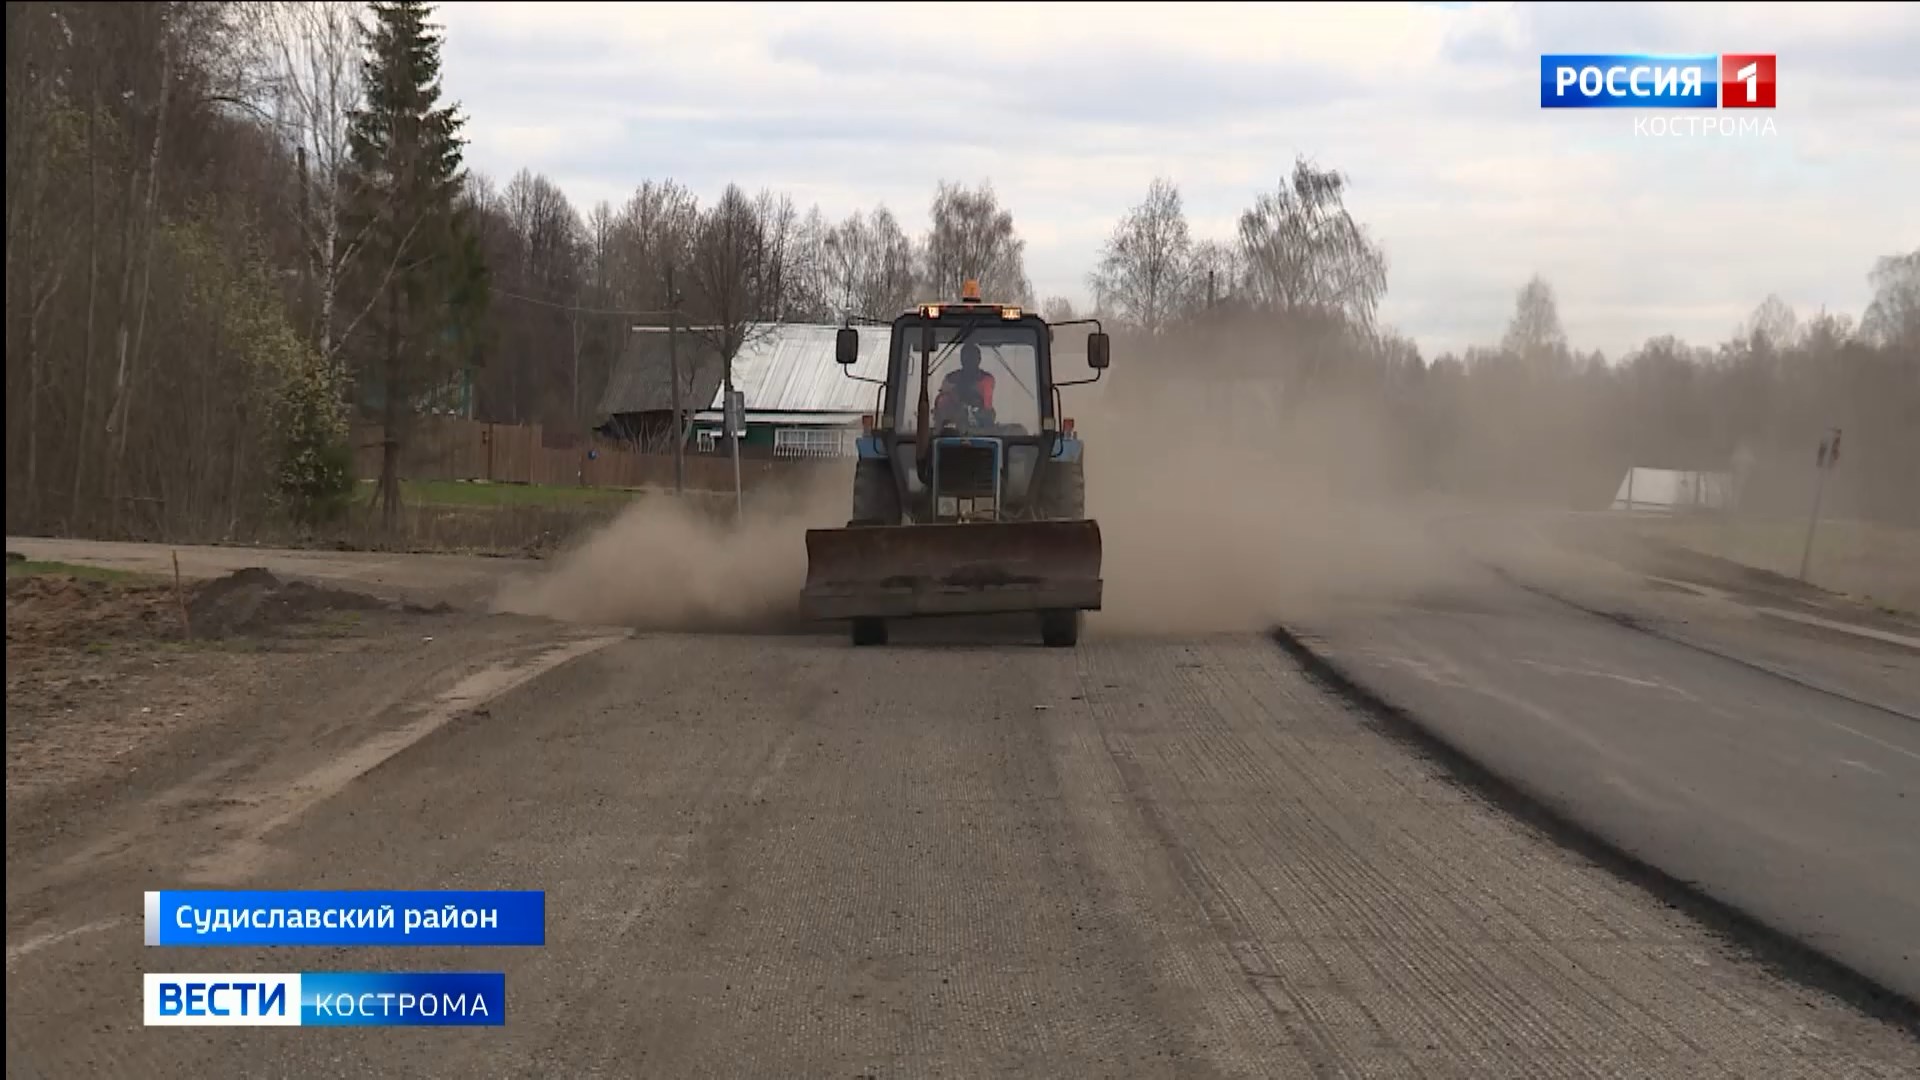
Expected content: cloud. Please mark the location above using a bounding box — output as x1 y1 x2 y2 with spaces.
436 0 1920 358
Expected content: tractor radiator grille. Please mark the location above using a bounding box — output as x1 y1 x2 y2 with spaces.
935 445 998 498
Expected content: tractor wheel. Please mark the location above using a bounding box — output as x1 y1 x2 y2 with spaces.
1039 609 1081 648
851 617 888 647
849 457 900 526
1038 456 1086 520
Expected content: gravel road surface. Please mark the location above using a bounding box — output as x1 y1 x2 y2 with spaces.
7 609 1917 1077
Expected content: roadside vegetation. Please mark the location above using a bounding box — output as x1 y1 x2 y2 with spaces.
1625 515 1920 614
6 559 144 584
364 479 642 509
7 2 1914 588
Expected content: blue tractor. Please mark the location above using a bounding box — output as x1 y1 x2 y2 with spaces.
799 281 1112 647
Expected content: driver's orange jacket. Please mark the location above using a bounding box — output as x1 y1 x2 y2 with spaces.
938 369 995 410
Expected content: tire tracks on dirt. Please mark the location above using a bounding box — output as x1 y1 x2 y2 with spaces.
7 628 1918 1076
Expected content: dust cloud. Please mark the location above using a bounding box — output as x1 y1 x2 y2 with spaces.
490 463 853 631
496 330 1479 637
494 308 1918 635
1075 348 1460 636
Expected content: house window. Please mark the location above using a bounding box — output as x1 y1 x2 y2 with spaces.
696 429 718 453
773 427 853 459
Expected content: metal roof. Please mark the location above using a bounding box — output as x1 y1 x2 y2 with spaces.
600 322 891 418
598 332 725 416
702 323 893 414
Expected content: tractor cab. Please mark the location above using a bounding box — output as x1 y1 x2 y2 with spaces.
833 280 1109 524
805 281 1110 647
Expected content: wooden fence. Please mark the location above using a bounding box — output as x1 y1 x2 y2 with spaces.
351 417 839 492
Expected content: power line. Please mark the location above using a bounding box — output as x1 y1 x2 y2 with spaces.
489 284 885 328
488 285 679 321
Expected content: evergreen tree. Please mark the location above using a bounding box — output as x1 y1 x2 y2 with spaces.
341 0 485 526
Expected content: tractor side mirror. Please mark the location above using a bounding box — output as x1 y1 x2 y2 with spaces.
836 326 858 365
1088 332 1111 370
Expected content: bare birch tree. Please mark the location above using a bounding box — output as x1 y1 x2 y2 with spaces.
1862 249 1920 349
1237 156 1388 335
687 184 766 372
1186 239 1245 315
919 180 1032 305
1500 274 1570 372
821 206 917 320
252 0 366 362
1090 177 1192 335
1736 293 1799 351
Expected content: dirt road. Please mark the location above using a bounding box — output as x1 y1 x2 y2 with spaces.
5 536 528 610
7 584 1918 1075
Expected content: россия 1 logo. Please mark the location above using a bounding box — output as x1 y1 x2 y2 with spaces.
1539 53 1776 108
1718 54 1776 108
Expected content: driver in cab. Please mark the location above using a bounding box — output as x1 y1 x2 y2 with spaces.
934 342 995 429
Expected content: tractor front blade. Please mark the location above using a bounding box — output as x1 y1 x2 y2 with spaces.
799 520 1103 621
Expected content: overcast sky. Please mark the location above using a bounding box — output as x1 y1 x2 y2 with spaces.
434 1 1919 358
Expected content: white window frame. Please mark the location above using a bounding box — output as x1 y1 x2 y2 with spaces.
773 427 855 459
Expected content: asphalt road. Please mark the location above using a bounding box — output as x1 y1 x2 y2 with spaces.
8 607 1919 1076
1292 518 1920 1006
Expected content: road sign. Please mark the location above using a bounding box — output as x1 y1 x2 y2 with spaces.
1815 427 1842 469
724 390 745 439
1802 427 1842 580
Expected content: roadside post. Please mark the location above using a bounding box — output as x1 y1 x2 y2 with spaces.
1798 427 1841 581
725 388 746 521
665 267 685 495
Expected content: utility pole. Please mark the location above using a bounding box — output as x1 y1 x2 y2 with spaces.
1799 427 1841 581
724 357 744 522
665 264 685 495
569 292 582 434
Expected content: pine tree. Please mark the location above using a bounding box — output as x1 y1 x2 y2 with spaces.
341 0 486 527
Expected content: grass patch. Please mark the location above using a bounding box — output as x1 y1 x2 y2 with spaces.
6 559 144 584
354 479 642 509
1630 515 1920 614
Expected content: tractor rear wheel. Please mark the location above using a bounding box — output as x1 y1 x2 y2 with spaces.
1039 609 1081 648
849 457 900 525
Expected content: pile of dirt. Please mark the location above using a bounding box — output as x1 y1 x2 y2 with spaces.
183 567 389 637
6 567 405 647
5 574 183 647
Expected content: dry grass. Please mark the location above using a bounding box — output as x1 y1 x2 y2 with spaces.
1628 514 1920 613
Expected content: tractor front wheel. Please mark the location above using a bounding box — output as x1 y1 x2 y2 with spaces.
1038 455 1086 520
1039 609 1081 648
850 458 901 525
